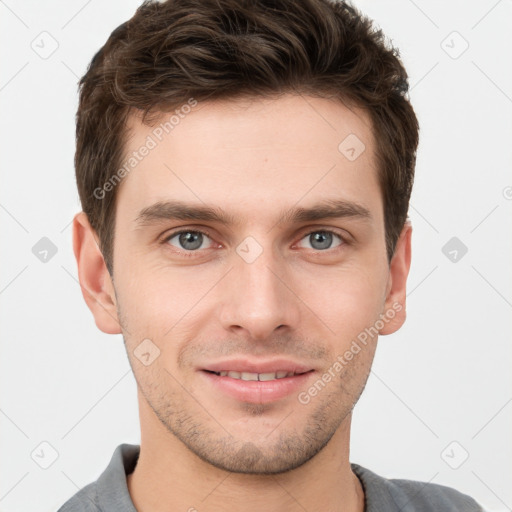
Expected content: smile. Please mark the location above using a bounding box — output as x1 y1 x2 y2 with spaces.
200 368 315 403
206 370 310 381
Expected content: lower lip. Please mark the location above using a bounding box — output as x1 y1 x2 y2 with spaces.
200 370 315 403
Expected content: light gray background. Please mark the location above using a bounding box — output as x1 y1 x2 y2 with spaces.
1 1 511 511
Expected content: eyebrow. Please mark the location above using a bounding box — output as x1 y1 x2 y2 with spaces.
134 198 372 228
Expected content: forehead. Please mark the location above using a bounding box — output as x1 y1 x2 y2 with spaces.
116 94 381 226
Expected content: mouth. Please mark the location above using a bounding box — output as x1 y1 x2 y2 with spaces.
199 361 316 403
203 369 312 381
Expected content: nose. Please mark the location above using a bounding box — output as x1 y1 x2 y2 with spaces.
218 239 301 341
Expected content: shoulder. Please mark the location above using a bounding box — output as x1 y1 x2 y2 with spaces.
351 463 484 511
56 443 140 512
384 476 483 511
56 482 99 512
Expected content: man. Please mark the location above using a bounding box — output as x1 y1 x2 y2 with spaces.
58 0 484 510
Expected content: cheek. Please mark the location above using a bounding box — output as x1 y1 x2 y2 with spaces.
116 265 213 339
299 265 387 342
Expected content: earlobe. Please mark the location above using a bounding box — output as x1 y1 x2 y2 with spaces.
72 212 122 335
379 221 412 335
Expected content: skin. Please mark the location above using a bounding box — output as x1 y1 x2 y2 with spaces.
73 93 412 512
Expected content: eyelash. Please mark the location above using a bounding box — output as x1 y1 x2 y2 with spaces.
161 228 349 257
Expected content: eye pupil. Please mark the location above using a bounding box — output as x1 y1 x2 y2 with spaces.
310 231 332 250
179 231 203 250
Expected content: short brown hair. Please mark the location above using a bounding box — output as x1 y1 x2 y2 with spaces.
75 0 419 276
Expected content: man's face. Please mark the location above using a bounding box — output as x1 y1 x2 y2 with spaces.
81 94 409 474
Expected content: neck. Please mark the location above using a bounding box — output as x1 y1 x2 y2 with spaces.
127 397 365 512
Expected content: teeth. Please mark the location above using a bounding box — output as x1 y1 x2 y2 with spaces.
258 372 278 381
241 372 259 381
215 370 298 381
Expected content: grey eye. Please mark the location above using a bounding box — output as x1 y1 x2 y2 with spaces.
298 231 343 251
167 231 211 251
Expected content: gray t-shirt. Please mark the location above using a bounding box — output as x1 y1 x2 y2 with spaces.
57 444 483 511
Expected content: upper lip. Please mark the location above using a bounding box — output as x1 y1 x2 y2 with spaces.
201 359 314 374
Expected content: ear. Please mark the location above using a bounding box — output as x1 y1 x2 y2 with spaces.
72 212 122 334
379 221 412 335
